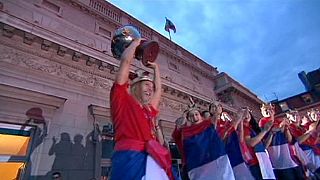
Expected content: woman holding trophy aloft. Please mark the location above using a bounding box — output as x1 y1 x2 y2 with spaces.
109 25 173 180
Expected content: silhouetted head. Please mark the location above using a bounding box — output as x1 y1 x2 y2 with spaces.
60 133 71 141
74 134 83 144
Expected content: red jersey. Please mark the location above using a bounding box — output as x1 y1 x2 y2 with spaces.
290 122 319 148
259 117 283 129
242 125 259 166
110 82 175 180
110 82 158 147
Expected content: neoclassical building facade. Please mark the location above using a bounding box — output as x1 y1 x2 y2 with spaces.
0 0 263 179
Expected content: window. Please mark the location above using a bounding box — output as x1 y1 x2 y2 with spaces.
98 27 111 38
40 0 63 16
0 122 35 180
42 0 60 12
95 22 113 39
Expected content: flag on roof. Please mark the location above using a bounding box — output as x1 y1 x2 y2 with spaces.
164 17 176 33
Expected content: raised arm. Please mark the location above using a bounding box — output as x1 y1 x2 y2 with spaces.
238 121 244 142
245 121 272 147
284 127 293 143
236 109 248 142
154 118 165 145
148 62 161 109
264 132 274 148
297 122 317 144
221 112 243 140
115 39 141 85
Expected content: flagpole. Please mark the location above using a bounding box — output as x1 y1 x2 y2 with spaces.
168 30 171 41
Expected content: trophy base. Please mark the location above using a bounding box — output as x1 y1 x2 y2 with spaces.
135 40 159 66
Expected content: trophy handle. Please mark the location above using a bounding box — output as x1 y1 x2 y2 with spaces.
135 40 159 66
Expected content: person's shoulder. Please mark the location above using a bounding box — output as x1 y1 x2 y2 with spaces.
112 82 129 89
111 82 130 97
259 117 270 126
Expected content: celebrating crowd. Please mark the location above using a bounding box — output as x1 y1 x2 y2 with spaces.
108 36 319 180
172 101 320 180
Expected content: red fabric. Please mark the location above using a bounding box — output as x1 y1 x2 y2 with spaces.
172 128 183 153
242 125 259 165
289 123 305 139
146 139 174 180
302 121 313 130
114 139 145 151
259 117 270 128
289 123 320 155
217 120 235 139
115 139 174 180
259 117 282 128
111 82 173 180
181 120 212 138
111 82 158 144
172 120 214 166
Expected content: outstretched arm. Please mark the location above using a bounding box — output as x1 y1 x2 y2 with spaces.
148 62 161 109
115 39 141 85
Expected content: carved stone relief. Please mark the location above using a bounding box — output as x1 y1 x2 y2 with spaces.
160 97 188 113
0 44 113 90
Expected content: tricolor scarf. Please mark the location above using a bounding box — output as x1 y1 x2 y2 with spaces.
182 120 235 180
241 130 276 179
225 131 255 180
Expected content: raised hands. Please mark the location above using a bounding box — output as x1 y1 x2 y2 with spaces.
146 61 158 69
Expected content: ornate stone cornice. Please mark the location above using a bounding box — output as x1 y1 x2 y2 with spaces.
1 0 220 104
1 22 216 110
0 84 66 109
89 104 111 119
68 0 122 27
67 0 218 80
0 42 115 91
215 72 263 105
